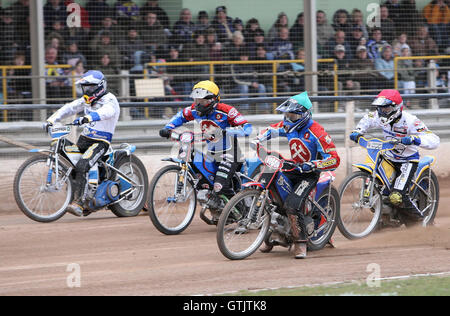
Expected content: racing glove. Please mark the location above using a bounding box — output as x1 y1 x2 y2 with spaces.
401 135 421 146
159 128 172 139
43 121 53 133
299 162 315 173
72 116 90 126
349 131 362 143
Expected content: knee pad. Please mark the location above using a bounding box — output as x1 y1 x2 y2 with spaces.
389 191 403 206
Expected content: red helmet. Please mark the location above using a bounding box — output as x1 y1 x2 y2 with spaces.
372 89 403 124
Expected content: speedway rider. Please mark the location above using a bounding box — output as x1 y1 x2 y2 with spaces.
44 70 120 217
350 89 440 222
159 80 252 217
256 92 340 259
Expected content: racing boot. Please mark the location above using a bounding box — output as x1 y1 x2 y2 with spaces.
288 214 307 259
66 202 83 217
259 241 274 253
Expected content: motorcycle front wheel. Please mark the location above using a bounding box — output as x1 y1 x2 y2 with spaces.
216 189 270 260
148 165 197 235
338 171 382 239
13 155 72 223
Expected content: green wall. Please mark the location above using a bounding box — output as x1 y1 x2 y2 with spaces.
2 0 432 33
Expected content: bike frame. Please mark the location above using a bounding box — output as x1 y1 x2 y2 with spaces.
352 136 436 212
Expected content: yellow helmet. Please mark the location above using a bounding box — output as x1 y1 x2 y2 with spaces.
190 80 220 102
190 80 220 116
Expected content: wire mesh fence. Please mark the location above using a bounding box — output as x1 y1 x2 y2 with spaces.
0 0 449 122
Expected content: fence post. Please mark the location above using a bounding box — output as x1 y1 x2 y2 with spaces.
427 60 439 109
119 70 131 121
345 100 355 176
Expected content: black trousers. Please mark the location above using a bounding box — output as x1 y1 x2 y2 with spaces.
73 135 109 202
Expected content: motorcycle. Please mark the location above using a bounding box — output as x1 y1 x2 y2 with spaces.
13 123 149 222
147 130 262 235
338 136 439 239
216 142 339 260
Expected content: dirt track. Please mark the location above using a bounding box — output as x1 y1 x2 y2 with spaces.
1 179 449 296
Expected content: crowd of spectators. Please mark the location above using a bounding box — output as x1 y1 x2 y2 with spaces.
0 0 449 113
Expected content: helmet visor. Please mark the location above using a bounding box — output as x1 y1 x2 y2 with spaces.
81 84 98 97
284 112 308 123
190 88 215 100
372 97 394 107
277 99 303 113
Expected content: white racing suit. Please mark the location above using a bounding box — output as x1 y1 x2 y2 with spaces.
47 93 120 202
354 110 440 219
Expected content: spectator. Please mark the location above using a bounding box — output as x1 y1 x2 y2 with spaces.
225 31 246 61
182 30 209 75
334 44 360 95
119 26 146 71
7 52 31 100
165 46 192 99
114 0 140 27
290 13 304 50
91 11 121 45
397 45 416 95
350 8 369 39
367 28 388 60
0 8 19 64
316 10 335 47
140 0 170 31
332 9 352 35
408 25 439 56
194 11 211 32
11 0 30 47
211 5 234 44
86 0 111 30
89 31 121 69
384 0 403 31
171 8 196 47
233 18 244 33
72 59 86 97
379 4 397 43
140 11 167 53
62 40 87 67
243 18 261 43
205 27 223 61
230 47 268 113
97 53 120 95
348 26 365 54
413 58 428 89
43 0 66 32
324 29 352 59
374 45 395 89
45 46 71 103
268 12 289 42
423 0 450 51
392 32 410 56
45 33 65 56
270 26 295 60
247 28 268 59
290 48 305 91
253 44 273 91
349 45 382 92
399 0 425 36
46 18 69 47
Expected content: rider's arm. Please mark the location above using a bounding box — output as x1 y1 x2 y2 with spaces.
225 123 253 137
85 96 120 122
409 117 440 150
354 111 379 134
164 106 195 130
46 98 84 124
310 123 340 171
224 106 252 137
257 121 286 142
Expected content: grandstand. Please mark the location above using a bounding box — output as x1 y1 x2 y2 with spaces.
0 0 449 120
